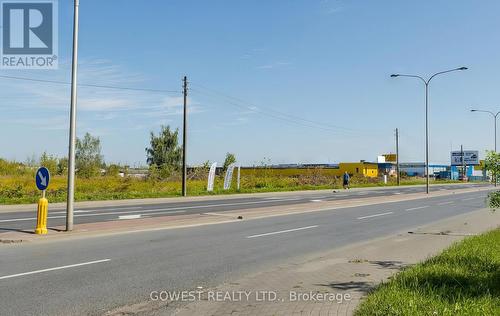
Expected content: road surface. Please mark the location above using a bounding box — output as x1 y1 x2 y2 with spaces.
0 185 492 315
0 183 487 233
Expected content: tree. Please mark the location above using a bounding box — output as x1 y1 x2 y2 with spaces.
25 154 37 167
76 133 104 178
57 157 68 175
223 153 236 171
39 152 58 174
145 125 182 175
484 151 500 181
485 151 500 209
105 164 121 177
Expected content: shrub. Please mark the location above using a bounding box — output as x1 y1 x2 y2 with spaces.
487 191 500 210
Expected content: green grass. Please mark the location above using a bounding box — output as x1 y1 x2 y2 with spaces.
355 229 500 316
0 173 464 205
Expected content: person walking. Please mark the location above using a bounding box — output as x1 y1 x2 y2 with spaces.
343 171 350 189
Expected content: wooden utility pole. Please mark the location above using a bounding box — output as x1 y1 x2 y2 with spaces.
182 76 188 196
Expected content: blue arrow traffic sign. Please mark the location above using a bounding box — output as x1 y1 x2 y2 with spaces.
36 167 50 191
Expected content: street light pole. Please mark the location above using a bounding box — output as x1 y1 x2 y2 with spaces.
425 81 429 192
66 0 80 231
470 109 500 152
470 108 500 186
182 76 188 197
395 128 400 186
391 67 467 194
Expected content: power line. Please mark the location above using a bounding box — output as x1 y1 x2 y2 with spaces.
0 74 181 94
189 86 373 137
190 87 356 135
191 82 358 133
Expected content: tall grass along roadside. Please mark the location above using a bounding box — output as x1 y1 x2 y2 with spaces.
355 229 500 316
0 172 461 205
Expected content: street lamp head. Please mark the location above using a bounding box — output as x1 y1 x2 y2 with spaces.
457 67 468 71
390 74 399 78
470 109 477 112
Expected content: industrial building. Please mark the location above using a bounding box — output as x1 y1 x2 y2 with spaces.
244 161 379 178
241 153 487 181
398 163 448 177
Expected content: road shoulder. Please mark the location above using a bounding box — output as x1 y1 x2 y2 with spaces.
164 208 499 316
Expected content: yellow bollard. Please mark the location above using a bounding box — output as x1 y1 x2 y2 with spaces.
35 196 48 235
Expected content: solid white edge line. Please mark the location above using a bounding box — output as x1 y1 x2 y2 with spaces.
0 217 38 223
118 214 142 220
357 212 393 220
0 210 189 223
0 259 111 280
0 198 303 223
246 225 318 238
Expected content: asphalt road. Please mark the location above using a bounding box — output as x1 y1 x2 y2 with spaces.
0 183 487 233
0 186 492 315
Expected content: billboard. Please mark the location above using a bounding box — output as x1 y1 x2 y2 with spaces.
450 151 479 166
383 154 397 162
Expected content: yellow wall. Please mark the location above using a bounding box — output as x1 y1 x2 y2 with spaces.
474 160 485 171
339 163 379 178
240 168 341 177
240 162 379 178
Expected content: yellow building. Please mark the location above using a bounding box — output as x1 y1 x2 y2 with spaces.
474 160 485 171
338 162 378 178
240 161 379 178
383 154 397 162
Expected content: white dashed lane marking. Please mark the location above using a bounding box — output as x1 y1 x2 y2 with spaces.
405 206 429 211
246 225 319 239
357 212 393 220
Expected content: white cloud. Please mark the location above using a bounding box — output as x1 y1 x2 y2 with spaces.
0 59 201 120
11 115 70 130
257 61 291 70
319 0 344 15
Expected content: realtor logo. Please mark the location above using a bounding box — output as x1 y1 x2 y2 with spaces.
1 0 58 69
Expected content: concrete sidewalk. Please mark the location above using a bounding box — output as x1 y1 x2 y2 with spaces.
155 208 498 316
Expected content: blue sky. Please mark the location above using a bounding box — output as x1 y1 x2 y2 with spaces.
1 0 500 167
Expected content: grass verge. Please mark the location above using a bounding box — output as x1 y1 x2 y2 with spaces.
355 229 500 316
0 174 464 205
